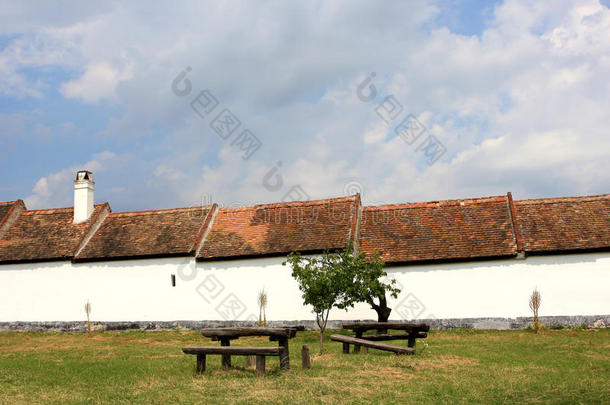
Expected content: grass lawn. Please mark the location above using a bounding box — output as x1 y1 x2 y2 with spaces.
0 328 608 404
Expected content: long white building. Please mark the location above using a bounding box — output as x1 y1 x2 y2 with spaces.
0 171 608 330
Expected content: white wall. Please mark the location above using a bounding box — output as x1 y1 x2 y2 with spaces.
386 253 610 319
0 252 608 322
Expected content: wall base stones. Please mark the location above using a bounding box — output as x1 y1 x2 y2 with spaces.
423 315 609 330
1 315 608 332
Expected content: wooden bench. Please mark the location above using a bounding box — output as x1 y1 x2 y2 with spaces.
200 326 303 370
330 334 414 355
182 346 284 377
342 322 429 353
356 332 427 342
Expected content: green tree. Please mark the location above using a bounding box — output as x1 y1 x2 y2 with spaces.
283 244 400 353
346 249 401 323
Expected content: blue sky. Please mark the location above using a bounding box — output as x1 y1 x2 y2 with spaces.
432 0 499 35
1 0 609 212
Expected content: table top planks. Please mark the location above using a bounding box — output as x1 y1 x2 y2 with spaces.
341 322 430 332
200 326 304 339
183 346 284 356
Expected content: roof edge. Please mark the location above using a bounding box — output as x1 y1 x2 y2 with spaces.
73 203 112 259
350 193 362 254
523 246 610 256
72 251 195 264
0 256 73 265
506 192 524 253
0 200 26 241
196 246 349 262
192 203 218 255
382 253 520 267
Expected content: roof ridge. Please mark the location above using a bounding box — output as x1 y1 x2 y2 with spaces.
217 195 357 212
22 203 108 213
515 194 610 205
21 207 73 213
108 205 214 216
363 195 508 210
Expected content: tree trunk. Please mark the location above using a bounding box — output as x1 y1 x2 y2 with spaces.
371 294 392 322
370 295 392 333
319 329 324 354
316 309 330 354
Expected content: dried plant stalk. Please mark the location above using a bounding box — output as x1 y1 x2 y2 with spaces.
85 300 92 335
529 289 541 333
258 289 268 326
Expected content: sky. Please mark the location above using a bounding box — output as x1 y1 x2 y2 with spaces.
1 0 609 212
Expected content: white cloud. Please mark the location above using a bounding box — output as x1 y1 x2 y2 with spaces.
60 61 133 102
363 122 389 145
25 151 117 209
3 0 610 211
154 164 186 181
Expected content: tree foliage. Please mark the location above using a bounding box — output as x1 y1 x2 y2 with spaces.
283 244 400 353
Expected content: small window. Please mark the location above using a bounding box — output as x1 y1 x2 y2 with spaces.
171 274 176 287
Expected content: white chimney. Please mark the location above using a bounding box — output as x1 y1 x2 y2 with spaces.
74 171 95 223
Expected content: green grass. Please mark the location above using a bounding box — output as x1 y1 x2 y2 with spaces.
0 328 608 404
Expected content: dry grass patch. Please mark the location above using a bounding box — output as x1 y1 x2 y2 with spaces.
407 355 479 371
355 365 419 380
133 354 182 359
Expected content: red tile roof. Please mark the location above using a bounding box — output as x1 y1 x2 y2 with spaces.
197 196 358 260
75 206 214 261
515 194 610 253
0 204 108 263
0 192 608 264
359 196 518 264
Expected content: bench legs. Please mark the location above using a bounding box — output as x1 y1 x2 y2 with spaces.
255 355 266 377
196 354 206 373
353 331 362 353
407 334 416 348
193 354 269 377
278 338 290 370
220 338 231 369
342 342 367 353
349 331 422 351
342 342 350 354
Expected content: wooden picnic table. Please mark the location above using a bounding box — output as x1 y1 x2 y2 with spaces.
200 326 304 370
341 322 429 353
